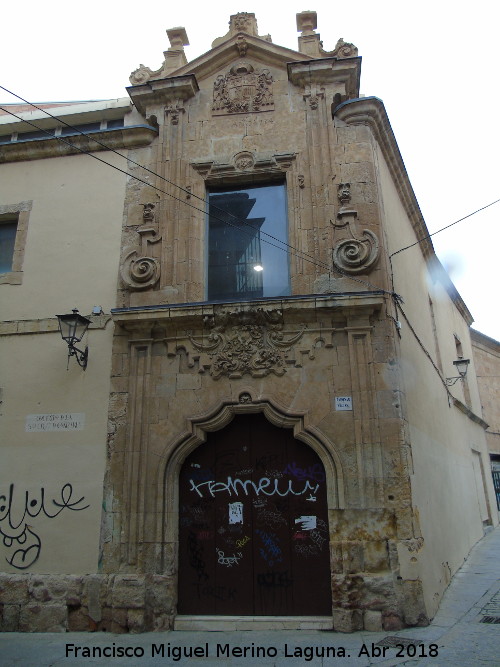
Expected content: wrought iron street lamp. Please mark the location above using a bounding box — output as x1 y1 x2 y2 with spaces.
56 309 91 370
445 358 470 386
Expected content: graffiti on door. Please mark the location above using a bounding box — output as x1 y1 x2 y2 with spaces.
178 414 332 616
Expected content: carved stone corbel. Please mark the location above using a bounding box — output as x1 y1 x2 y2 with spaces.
142 203 155 222
303 83 325 110
236 35 248 57
165 99 184 125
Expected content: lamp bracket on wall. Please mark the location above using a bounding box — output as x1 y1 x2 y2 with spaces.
445 358 470 386
56 309 91 370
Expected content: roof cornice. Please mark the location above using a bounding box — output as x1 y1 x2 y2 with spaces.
335 97 433 259
334 97 472 324
0 125 158 164
470 328 500 351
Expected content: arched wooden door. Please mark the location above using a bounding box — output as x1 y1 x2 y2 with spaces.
178 413 332 616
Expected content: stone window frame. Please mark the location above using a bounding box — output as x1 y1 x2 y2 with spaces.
191 151 298 303
206 180 290 302
0 200 32 285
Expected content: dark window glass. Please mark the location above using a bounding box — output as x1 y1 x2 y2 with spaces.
208 183 289 301
106 118 124 129
60 122 101 136
17 129 55 141
0 221 17 272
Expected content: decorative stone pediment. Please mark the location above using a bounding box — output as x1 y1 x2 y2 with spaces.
191 151 295 180
212 62 274 115
173 34 313 82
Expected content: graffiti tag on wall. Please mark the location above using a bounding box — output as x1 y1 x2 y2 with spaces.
0 483 89 570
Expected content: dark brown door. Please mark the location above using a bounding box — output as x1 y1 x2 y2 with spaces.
178 414 331 616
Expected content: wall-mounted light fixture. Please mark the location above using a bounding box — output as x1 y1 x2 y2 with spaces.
56 309 91 370
445 358 470 386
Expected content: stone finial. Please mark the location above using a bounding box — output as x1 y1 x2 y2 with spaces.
129 26 190 85
296 10 322 57
296 10 318 35
164 27 189 71
296 10 358 59
166 27 189 50
211 12 272 48
229 12 259 36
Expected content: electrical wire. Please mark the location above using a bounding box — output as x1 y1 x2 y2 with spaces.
0 84 324 270
390 198 500 258
1 88 485 413
0 104 330 272
0 86 393 294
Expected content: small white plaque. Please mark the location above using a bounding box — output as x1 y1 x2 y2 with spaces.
25 413 85 432
335 397 352 411
228 502 244 525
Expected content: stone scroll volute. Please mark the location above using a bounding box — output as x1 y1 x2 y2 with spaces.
331 184 380 275
120 204 162 291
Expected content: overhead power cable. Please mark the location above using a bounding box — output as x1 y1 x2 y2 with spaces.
0 85 323 270
0 104 330 272
0 85 393 295
2 87 487 409
390 198 500 258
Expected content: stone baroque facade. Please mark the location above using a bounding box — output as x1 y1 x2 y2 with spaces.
0 10 497 633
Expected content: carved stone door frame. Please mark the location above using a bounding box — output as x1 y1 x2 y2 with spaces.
158 393 344 627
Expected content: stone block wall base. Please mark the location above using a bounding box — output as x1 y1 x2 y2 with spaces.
333 608 363 632
0 573 429 633
0 573 174 633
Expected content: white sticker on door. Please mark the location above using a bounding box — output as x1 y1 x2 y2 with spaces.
228 501 244 524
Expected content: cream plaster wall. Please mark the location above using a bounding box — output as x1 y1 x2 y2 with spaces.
0 150 126 573
374 142 497 618
0 329 115 573
0 152 126 320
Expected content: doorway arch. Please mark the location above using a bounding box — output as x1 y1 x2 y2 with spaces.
166 398 342 617
160 396 344 620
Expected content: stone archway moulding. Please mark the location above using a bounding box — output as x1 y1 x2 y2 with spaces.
159 392 345 573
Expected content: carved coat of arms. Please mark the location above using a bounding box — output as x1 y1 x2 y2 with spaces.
213 63 274 115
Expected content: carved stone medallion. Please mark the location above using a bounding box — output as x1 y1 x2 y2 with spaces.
234 151 254 171
212 62 274 115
